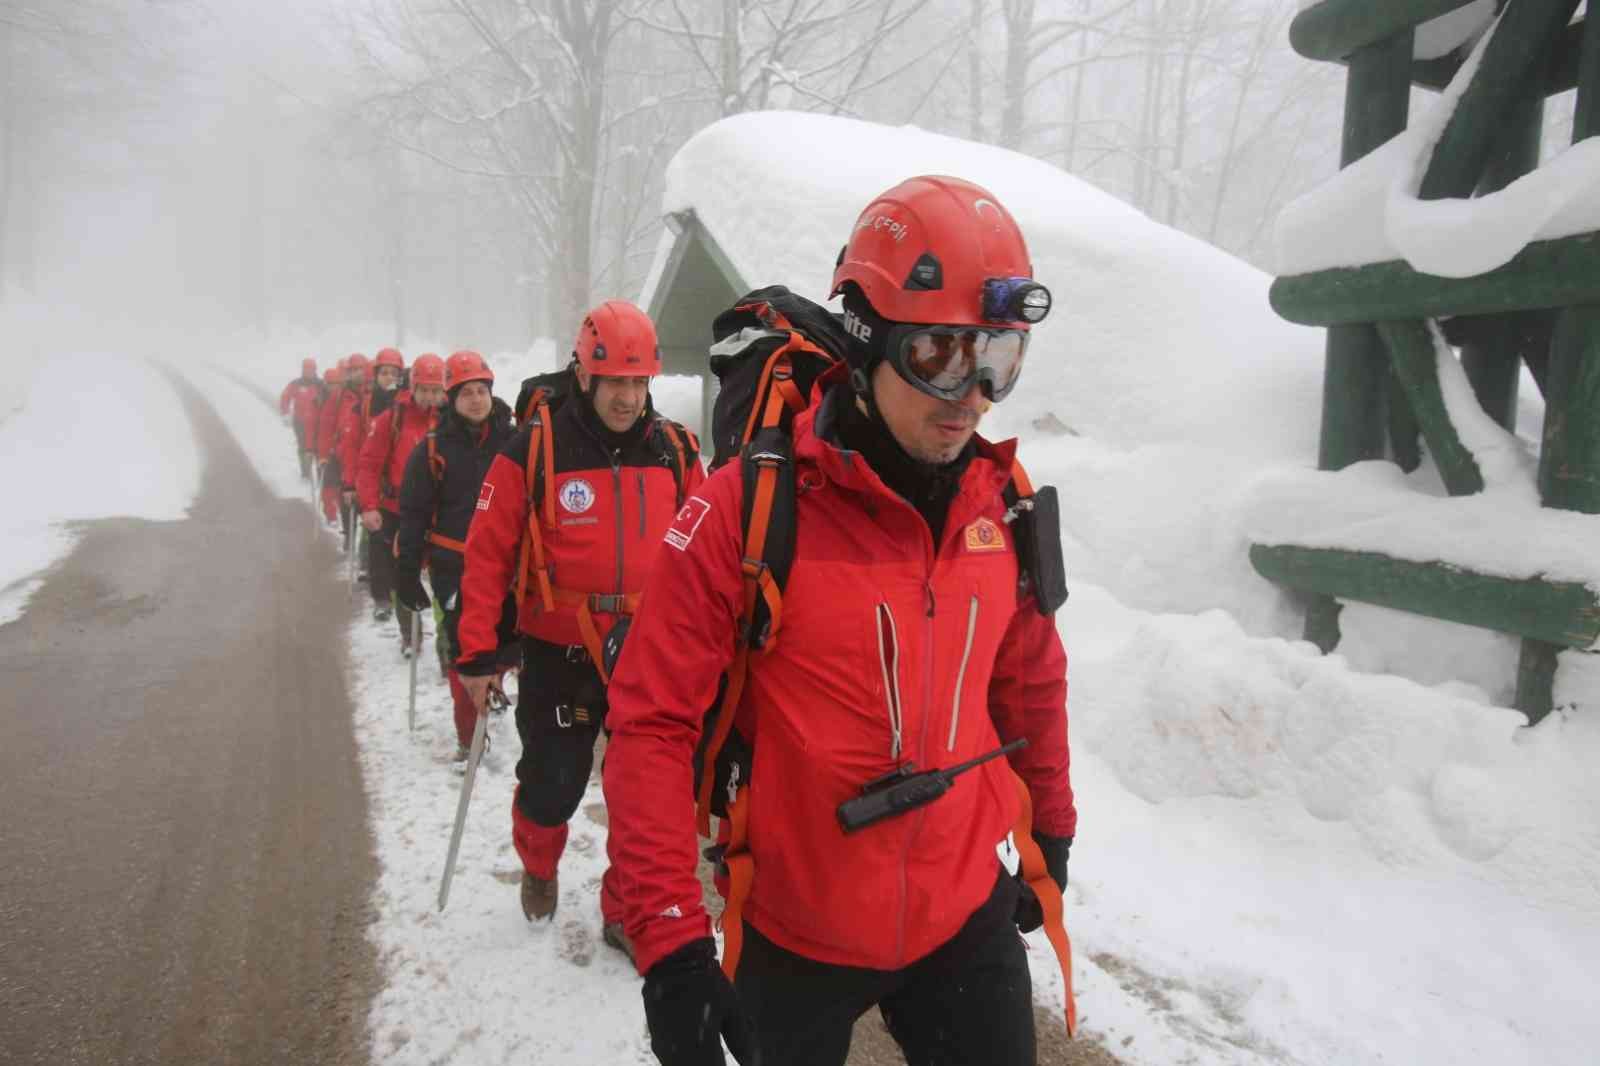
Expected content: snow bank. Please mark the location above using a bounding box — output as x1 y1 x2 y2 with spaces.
0 354 199 625
656 110 1327 462
1277 10 1600 277
1065 584 1600 1065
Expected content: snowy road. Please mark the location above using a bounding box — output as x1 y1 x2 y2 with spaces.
0 367 377 1066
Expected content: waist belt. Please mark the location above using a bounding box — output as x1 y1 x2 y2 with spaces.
426 530 467 553
548 588 640 686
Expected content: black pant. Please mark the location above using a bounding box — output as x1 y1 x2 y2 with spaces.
368 510 398 612
513 637 608 827
734 870 1034 1066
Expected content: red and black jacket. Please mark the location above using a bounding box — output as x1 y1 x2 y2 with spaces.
356 392 435 515
394 399 516 594
602 383 1074 976
456 397 705 673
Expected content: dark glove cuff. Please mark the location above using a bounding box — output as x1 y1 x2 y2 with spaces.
455 654 501 677
646 937 717 980
1035 832 1072 889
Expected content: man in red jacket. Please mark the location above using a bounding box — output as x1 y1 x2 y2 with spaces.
601 177 1075 1066
455 301 704 947
279 358 324 478
315 361 349 530
358 352 445 640
322 354 370 547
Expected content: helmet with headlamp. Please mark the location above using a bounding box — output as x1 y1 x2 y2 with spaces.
831 175 1049 403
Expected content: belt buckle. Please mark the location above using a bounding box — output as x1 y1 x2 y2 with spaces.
564 644 588 663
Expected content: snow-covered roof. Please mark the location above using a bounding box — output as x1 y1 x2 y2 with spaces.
644 111 1327 461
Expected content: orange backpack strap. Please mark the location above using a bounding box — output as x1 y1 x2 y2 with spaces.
1011 770 1077 1037
717 786 755 979
1010 458 1035 497
656 420 691 508
514 402 557 615
694 442 787 837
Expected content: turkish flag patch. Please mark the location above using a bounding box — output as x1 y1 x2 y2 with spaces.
476 481 495 511
963 516 1005 552
664 497 711 551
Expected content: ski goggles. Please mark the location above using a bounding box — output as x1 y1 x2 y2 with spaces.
885 324 1030 403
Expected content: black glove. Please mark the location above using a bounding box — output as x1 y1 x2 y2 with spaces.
1014 832 1071 934
395 570 431 613
642 938 754 1066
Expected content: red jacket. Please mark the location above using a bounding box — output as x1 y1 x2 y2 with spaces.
458 400 705 665
602 389 1074 976
282 379 324 438
336 389 387 487
357 393 435 514
315 386 352 462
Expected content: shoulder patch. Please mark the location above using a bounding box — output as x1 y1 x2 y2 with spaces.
476 481 495 511
664 496 711 551
963 516 1005 553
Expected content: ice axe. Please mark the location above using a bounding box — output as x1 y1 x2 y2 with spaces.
406 610 421 732
310 463 322 534
438 686 506 911
347 514 364 593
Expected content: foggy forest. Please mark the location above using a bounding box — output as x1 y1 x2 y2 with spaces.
3 0 1511 350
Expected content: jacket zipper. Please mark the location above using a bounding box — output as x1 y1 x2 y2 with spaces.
874 603 903 759
612 451 624 592
947 595 980 752
636 471 646 539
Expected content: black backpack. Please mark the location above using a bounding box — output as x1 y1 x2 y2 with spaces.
516 363 577 427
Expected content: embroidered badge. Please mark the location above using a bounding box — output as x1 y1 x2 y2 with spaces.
475 482 495 511
964 516 1005 552
665 497 711 551
558 477 596 514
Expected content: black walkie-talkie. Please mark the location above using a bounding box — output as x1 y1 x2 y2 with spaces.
836 738 1029 834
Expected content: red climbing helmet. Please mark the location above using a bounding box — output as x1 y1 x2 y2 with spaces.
831 175 1048 329
445 350 494 391
574 300 661 378
410 353 446 389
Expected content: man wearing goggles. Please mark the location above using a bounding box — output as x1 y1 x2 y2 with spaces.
604 175 1075 1066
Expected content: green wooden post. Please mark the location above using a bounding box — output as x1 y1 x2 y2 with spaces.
1250 544 1600 647
1376 320 1485 495
1418 0 1581 201
1521 7 1600 723
1307 29 1414 652
1389 0 1575 480
1291 0 1483 61
1271 231 1600 325
1461 88 1545 429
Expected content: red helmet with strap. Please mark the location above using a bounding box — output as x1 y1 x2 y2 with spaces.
574 300 661 377
445 350 494 391
346 353 371 385
301 357 317 377
830 175 1046 329
374 347 405 370
410 353 446 389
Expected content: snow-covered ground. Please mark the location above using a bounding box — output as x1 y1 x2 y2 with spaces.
167 334 1596 1066
3 93 1596 1063
0 353 199 624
